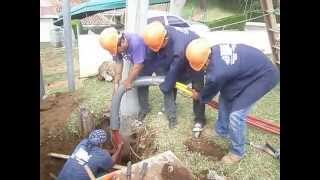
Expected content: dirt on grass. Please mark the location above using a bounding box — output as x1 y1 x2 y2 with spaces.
161 163 193 180
184 138 228 161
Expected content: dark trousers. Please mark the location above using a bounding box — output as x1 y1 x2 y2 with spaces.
137 68 177 122
177 74 206 125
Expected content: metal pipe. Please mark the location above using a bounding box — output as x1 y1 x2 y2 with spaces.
110 76 165 130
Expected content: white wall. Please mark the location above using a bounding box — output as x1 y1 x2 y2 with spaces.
78 34 113 78
40 18 54 42
201 30 272 55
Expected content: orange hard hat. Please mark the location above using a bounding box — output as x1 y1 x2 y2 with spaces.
142 21 167 52
186 38 212 71
99 27 119 56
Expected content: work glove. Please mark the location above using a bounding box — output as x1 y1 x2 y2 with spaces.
111 130 123 148
159 82 171 94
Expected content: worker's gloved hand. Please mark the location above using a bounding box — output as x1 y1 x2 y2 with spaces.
159 82 171 94
112 130 123 148
123 79 133 91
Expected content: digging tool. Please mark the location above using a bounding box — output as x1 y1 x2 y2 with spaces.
139 162 148 180
126 161 132 180
175 82 280 135
265 142 280 160
247 142 280 160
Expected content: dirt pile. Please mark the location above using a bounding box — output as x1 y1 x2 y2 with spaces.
161 163 193 180
40 92 157 179
184 138 228 161
40 92 82 180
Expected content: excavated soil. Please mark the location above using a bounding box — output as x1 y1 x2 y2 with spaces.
40 92 155 179
184 138 228 161
161 163 193 180
40 92 82 180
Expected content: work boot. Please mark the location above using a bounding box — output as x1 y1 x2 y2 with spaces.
220 152 242 165
169 118 177 129
138 111 148 122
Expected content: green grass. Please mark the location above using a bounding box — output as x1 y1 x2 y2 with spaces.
41 14 280 179
62 77 279 179
181 0 242 22
142 85 280 179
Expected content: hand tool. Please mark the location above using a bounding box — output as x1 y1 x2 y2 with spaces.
139 162 148 180
126 161 132 180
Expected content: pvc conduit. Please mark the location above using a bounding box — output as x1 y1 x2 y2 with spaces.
110 76 165 130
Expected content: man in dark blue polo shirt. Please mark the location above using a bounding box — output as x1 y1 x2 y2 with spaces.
141 21 206 129
57 129 123 180
186 38 279 164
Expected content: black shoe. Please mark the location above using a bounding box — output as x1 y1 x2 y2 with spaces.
138 112 148 122
169 120 177 129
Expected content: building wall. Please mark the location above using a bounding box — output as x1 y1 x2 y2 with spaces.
40 18 54 42
78 34 113 78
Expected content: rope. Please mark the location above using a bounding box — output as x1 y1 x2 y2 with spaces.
129 143 142 160
209 12 271 31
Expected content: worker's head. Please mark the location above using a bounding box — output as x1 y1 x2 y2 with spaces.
186 38 212 71
142 21 168 52
88 129 108 146
99 27 128 56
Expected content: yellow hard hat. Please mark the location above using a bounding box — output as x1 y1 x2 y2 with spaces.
186 38 212 71
142 21 167 52
99 27 119 56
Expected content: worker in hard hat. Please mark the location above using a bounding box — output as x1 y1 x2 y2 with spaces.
185 38 279 164
99 27 147 147
99 27 146 93
58 129 124 180
141 21 206 129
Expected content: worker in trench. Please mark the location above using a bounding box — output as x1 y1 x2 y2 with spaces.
99 27 147 149
57 129 123 180
185 38 279 164
141 21 206 129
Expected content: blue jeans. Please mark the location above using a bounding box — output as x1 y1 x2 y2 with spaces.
215 96 253 157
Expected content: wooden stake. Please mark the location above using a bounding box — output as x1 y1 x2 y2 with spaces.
48 152 126 170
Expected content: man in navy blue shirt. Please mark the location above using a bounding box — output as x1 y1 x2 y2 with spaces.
57 129 123 180
185 38 279 164
141 21 206 129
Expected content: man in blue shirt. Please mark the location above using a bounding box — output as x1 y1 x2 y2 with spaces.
57 129 123 180
100 28 147 146
141 21 206 129
185 38 279 164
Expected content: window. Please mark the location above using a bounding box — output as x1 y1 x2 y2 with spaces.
167 16 189 28
147 16 165 25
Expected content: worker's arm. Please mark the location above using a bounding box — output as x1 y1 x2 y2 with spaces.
111 142 124 165
123 63 144 91
198 75 226 104
122 40 146 91
113 58 124 95
159 54 186 93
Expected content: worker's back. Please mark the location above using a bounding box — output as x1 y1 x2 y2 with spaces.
201 43 279 111
57 139 113 180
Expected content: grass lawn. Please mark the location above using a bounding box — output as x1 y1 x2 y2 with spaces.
181 0 242 21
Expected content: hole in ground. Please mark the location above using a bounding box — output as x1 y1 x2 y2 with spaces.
184 138 228 161
41 124 157 179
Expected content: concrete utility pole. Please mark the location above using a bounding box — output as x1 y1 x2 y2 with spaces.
40 61 45 100
63 0 76 91
119 0 148 135
169 0 186 16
